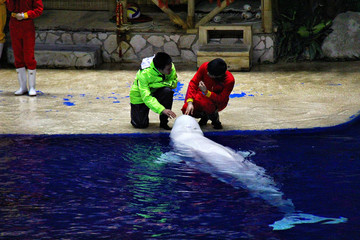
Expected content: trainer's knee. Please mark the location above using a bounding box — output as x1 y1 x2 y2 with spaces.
131 120 149 129
160 87 174 96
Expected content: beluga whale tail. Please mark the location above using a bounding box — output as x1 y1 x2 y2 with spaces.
168 115 347 230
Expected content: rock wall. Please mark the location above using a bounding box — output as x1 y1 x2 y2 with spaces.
24 30 275 66
34 31 119 63
122 34 198 63
253 34 276 63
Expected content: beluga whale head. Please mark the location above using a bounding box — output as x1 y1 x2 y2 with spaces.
170 115 205 158
170 115 203 139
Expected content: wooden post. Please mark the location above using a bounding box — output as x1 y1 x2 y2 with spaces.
121 0 127 24
151 0 188 29
262 0 273 33
187 0 195 28
195 0 234 28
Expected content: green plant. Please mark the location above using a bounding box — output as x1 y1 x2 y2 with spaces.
275 11 303 61
275 6 332 61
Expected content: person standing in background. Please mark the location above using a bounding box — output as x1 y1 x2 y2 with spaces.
0 0 6 62
6 0 43 96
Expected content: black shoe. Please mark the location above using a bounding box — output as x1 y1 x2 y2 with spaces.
212 121 223 129
160 123 172 130
198 117 208 126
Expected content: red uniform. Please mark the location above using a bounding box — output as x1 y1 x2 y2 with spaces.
182 62 235 116
6 0 43 69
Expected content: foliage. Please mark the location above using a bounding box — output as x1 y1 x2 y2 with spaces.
275 5 333 61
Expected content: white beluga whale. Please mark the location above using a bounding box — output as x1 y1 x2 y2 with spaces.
167 115 347 230
170 115 294 213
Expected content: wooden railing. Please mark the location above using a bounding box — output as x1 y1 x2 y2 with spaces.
117 0 273 33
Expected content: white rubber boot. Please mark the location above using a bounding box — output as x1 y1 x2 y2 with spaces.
0 43 3 60
28 69 37 96
14 67 28 95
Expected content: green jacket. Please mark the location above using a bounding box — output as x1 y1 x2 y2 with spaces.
129 61 178 114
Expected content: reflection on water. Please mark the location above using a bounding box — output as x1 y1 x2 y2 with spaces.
0 124 360 239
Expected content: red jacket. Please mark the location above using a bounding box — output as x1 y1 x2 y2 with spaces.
6 0 43 19
185 62 235 112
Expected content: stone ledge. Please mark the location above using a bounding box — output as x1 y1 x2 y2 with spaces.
7 44 102 68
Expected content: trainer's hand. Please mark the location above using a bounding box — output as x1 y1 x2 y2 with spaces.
199 81 207 93
184 102 194 115
162 109 176 119
15 13 25 20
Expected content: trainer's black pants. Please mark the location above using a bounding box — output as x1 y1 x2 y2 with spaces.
196 111 220 123
130 87 174 128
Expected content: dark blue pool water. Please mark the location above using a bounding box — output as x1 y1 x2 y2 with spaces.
1 120 360 239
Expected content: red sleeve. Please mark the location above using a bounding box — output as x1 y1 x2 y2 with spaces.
26 0 43 19
6 0 43 19
6 0 15 12
208 71 235 111
185 62 208 101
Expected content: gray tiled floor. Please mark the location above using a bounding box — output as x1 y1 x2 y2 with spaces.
1 61 359 135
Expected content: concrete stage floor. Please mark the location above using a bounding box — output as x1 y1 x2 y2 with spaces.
0 61 359 135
